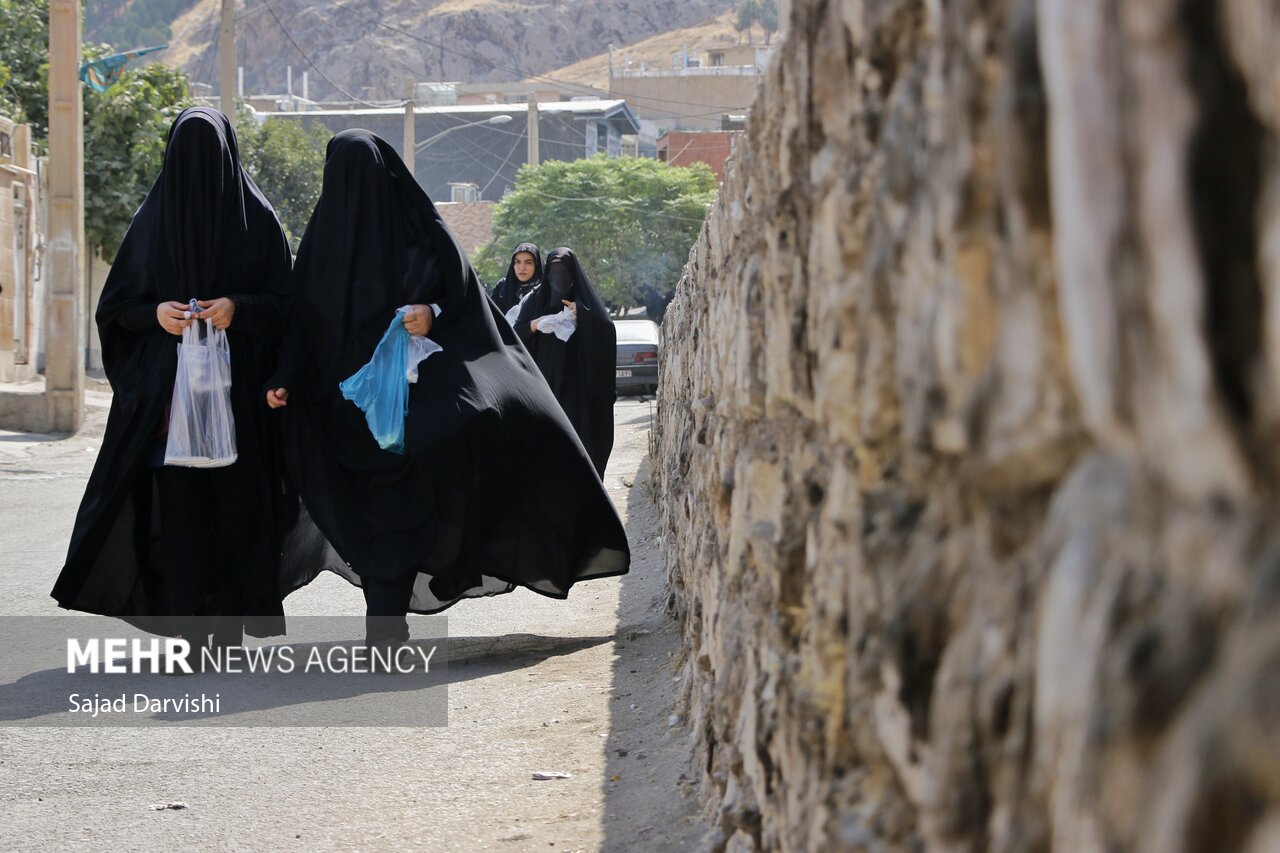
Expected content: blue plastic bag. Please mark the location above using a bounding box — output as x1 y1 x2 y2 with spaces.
339 314 412 454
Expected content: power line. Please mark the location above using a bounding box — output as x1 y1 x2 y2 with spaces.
261 1 406 109
480 132 525 197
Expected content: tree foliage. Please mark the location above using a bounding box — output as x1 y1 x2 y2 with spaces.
1 0 194 262
83 54 191 262
238 115 330 251
0 0 53 136
474 155 717 316
735 0 780 45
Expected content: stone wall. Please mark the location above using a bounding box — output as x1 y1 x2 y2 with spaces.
654 1 1280 850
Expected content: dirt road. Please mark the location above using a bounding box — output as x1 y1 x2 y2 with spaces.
0 391 707 851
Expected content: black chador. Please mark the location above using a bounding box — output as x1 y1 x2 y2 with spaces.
51 107 294 642
489 242 543 316
514 248 617 478
266 130 629 642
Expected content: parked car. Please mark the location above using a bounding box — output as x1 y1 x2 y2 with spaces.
614 319 659 396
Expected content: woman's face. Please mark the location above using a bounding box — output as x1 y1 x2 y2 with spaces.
512 252 537 282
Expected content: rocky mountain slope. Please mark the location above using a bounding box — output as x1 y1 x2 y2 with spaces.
159 0 738 100
545 10 746 89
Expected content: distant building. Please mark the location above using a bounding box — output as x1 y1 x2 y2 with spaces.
0 114 40 382
267 100 641 202
451 81 584 106
436 199 496 259
623 118 662 159
657 130 743 181
608 46 770 131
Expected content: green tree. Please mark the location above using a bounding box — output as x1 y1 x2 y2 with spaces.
0 0 53 135
237 115 329 251
736 0 760 44
83 54 192 262
758 0 780 45
0 1 193 262
474 155 717 316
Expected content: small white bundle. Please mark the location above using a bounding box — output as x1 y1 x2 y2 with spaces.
536 307 577 342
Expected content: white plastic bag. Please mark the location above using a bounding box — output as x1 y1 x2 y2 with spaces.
536 306 577 341
504 289 532 328
405 333 443 383
164 317 237 468
394 305 444 383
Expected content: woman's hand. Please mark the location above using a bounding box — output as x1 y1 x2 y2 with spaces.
156 301 192 336
401 305 433 336
197 297 237 330
266 388 289 409
561 299 576 316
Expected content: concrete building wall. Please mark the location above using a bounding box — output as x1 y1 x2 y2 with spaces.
608 74 759 130
0 118 39 382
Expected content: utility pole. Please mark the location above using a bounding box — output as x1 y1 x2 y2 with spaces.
220 0 235 125
46 0 85 432
403 80 416 179
527 94 540 167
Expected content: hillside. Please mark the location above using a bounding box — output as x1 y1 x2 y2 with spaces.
155 0 739 101
537 10 747 89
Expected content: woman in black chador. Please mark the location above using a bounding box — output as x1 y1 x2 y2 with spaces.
514 247 617 478
265 130 629 645
51 107 294 645
489 242 543 318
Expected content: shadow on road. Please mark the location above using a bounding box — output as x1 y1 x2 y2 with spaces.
598 456 708 851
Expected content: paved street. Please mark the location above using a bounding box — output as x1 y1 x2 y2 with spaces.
0 390 704 851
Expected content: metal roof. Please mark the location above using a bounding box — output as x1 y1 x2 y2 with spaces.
270 99 640 134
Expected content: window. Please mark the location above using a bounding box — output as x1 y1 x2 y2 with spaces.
449 182 480 203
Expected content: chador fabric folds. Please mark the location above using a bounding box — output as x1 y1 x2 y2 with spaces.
489 242 543 315
514 247 617 478
51 107 294 638
270 130 629 614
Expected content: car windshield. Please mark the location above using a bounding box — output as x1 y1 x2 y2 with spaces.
615 321 659 344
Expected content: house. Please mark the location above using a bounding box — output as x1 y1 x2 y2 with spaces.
608 46 771 131
436 191 497 260
657 130 743 181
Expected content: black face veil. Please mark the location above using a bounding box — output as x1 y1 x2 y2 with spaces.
156 108 248 299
